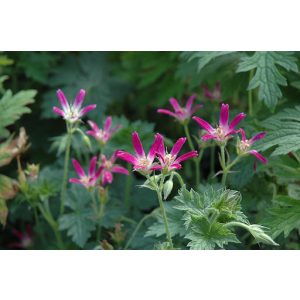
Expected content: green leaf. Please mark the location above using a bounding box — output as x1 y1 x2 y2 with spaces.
264 195 300 239
237 51 298 108
59 186 96 248
256 105 300 155
0 89 36 138
0 55 13 66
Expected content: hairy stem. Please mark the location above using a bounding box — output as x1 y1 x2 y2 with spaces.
173 171 185 187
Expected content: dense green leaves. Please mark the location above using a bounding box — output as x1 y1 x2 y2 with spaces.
237 51 298 108
0 89 36 137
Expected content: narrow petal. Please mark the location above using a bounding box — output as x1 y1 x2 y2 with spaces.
174 151 198 164
170 137 186 157
74 89 86 109
88 156 97 177
248 150 267 164
111 124 122 134
72 159 85 178
148 133 163 161
94 166 103 180
87 120 100 133
104 116 112 132
229 113 246 130
220 103 229 127
102 171 113 185
190 104 203 115
239 128 247 141
169 97 181 112
79 104 97 117
155 134 166 157
69 178 83 185
170 163 182 170
201 134 216 141
151 165 163 171
157 109 178 119
86 130 98 138
53 107 65 117
57 89 69 110
186 94 196 111
250 132 266 144
202 84 213 99
193 116 215 133
116 151 138 165
214 81 221 99
132 132 145 158
111 166 129 175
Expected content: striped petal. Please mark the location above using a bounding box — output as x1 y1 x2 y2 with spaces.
248 150 267 164
69 178 83 185
74 89 86 109
174 150 198 164
111 166 129 175
57 89 69 110
116 151 138 165
102 171 113 185
148 133 163 161
88 156 97 177
250 132 266 144
157 109 178 119
87 120 100 133
104 116 112 132
239 128 247 141
201 133 217 141
132 132 145 158
169 98 181 112
193 116 215 133
229 113 246 130
155 133 166 158
53 106 65 117
220 103 229 127
79 104 97 117
72 159 85 178
186 94 196 111
170 137 186 157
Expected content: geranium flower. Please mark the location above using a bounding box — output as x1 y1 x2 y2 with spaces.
116 132 161 174
202 82 221 101
238 129 267 164
193 103 246 142
53 89 96 123
69 156 103 189
87 116 121 145
155 133 198 172
100 152 129 185
157 95 202 122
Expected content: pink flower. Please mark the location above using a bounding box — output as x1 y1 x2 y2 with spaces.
238 129 267 164
53 89 96 123
202 82 221 101
155 134 198 172
69 156 103 189
116 132 161 174
87 116 121 145
100 152 129 185
9 225 33 249
193 103 246 142
157 95 202 122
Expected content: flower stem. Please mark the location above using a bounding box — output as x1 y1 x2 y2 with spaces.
124 164 133 210
210 145 216 175
96 201 105 242
183 123 200 186
173 171 185 187
60 122 72 215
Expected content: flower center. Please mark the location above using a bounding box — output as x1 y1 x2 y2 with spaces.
215 126 226 139
105 161 112 170
65 106 80 122
164 154 175 166
239 140 251 152
138 158 151 168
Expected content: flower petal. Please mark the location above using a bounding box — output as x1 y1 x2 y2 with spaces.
69 178 83 185
186 94 196 111
190 104 203 115
111 166 129 175
193 116 214 133
148 133 163 161
169 97 181 112
102 171 113 185
72 159 85 178
201 133 216 141
79 104 97 117
94 166 103 180
150 165 163 171
74 89 86 109
116 151 138 165
88 156 97 177
250 132 266 144
248 150 267 164
132 132 145 158
157 109 178 119
155 133 166 158
170 137 186 157
229 113 246 130
111 124 122 134
220 103 229 128
87 120 100 133
174 150 198 164
239 128 247 141
214 81 221 99
202 84 213 99
57 89 69 110
53 106 65 117
170 163 182 170
104 116 112 132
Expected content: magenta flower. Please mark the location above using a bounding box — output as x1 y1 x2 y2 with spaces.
116 132 162 174
69 156 103 189
202 82 221 101
53 89 96 123
155 134 198 172
87 116 121 145
193 103 246 142
238 129 267 164
100 152 129 185
9 225 33 249
157 95 202 122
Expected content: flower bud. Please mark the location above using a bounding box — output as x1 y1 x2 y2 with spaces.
163 179 173 200
247 224 278 246
25 163 40 181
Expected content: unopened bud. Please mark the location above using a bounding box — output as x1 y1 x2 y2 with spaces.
163 179 173 200
248 224 278 246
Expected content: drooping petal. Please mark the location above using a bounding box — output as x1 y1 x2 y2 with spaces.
111 166 129 175
229 112 246 130
186 94 196 111
220 103 229 128
53 107 65 117
239 128 247 141
104 116 112 132
88 156 97 177
170 137 186 157
174 150 198 164
132 132 145 158
201 133 217 141
169 97 181 112
116 151 138 165
248 150 267 164
250 132 266 144
170 163 182 170
57 89 69 110
72 159 85 178
69 178 83 184
157 109 178 119
148 133 163 161
74 89 86 109
102 171 113 185
79 104 97 117
193 116 215 133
